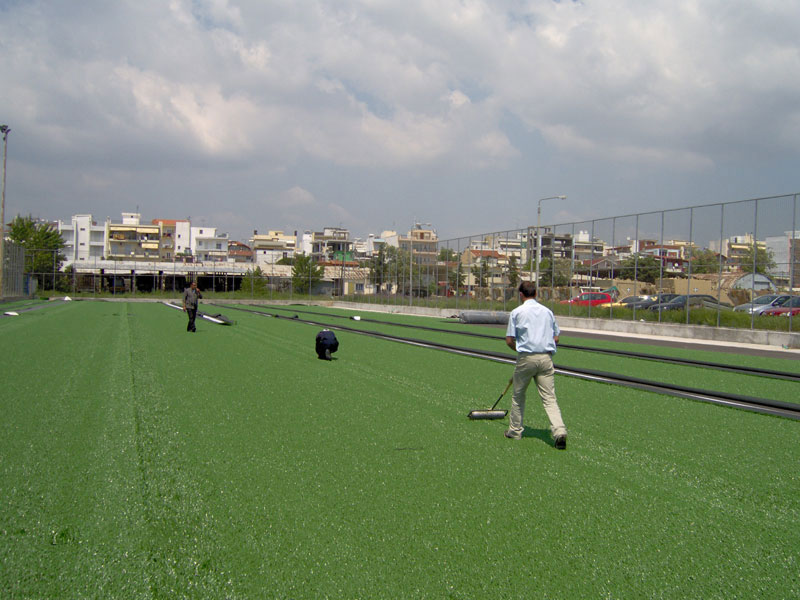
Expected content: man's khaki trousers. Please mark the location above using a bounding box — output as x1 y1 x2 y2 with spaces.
508 352 567 439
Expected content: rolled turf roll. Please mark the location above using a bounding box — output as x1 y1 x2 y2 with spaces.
467 410 508 420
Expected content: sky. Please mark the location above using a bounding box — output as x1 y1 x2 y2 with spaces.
1 0 799 246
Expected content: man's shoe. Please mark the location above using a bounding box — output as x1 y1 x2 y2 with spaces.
554 435 567 450
324 348 332 360
504 430 521 440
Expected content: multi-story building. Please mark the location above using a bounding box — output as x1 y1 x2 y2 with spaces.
398 224 438 267
191 227 228 262
721 234 766 271
58 214 106 266
151 219 190 260
228 240 253 263
106 213 161 260
765 231 800 287
250 230 297 264
301 227 352 261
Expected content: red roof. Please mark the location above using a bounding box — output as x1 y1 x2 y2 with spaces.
151 218 189 225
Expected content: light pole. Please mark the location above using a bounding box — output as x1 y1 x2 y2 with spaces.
535 195 566 295
0 125 9 299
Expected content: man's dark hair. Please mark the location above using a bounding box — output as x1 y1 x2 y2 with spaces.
519 281 537 298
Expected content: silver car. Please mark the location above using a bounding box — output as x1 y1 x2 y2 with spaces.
733 294 792 315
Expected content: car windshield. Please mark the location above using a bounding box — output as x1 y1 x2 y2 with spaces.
752 295 778 305
668 295 687 302
787 296 800 307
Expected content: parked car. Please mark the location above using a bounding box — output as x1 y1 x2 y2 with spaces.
624 293 680 310
560 292 614 306
607 295 654 308
648 294 731 311
733 294 792 315
761 296 800 316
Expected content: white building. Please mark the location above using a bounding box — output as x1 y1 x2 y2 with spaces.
191 226 229 262
250 230 297 265
765 230 800 284
58 214 106 266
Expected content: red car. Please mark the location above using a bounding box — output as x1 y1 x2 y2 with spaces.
560 292 614 306
762 296 800 316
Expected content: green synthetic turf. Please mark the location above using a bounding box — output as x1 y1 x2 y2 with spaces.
233 303 800 403
1 301 799 599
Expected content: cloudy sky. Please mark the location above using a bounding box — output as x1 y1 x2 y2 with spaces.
1 0 799 244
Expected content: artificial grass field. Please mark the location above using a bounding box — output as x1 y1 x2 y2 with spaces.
1 301 798 599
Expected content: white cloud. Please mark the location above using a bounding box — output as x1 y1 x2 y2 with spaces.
2 0 800 241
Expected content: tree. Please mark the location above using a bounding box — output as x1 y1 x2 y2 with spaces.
9 215 66 287
538 258 572 287
471 257 489 288
447 260 465 292
369 245 391 293
292 253 324 294
242 266 268 295
618 254 662 284
506 256 520 289
687 248 721 274
438 247 457 262
739 244 776 275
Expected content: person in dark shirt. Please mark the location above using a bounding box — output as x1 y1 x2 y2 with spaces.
182 281 202 332
315 329 339 360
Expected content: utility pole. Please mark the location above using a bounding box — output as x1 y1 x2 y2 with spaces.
0 125 10 299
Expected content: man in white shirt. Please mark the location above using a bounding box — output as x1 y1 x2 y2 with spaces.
504 281 567 448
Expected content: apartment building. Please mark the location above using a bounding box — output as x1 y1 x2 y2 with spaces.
191 227 228 262
301 227 352 261
398 224 438 267
250 230 297 264
106 213 161 260
58 214 105 266
151 219 190 260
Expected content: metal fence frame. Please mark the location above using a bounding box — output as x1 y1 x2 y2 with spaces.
16 193 799 331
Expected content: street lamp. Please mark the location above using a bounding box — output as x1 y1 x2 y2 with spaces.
0 124 10 299
535 195 566 295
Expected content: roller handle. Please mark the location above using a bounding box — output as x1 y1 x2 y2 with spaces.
490 378 514 410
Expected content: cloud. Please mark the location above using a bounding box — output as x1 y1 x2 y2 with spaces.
2 0 800 243
266 186 354 230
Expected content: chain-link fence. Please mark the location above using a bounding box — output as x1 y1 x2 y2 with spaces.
0 240 25 298
20 193 799 331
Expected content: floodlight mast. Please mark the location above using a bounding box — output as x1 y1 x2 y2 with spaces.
535 195 566 295
0 125 10 300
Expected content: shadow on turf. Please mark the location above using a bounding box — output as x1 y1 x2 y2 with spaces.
521 427 557 446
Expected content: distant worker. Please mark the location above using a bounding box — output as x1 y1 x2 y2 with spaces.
504 281 567 449
182 281 203 332
315 329 339 360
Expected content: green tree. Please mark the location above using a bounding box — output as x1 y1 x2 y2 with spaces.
276 256 294 266
438 247 457 262
369 245 391 293
687 248 721 274
242 266 268 295
538 258 572 287
739 244 776 275
471 257 489 288
506 256 520 289
292 254 324 294
447 260 465 292
618 254 661 284
10 215 66 288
